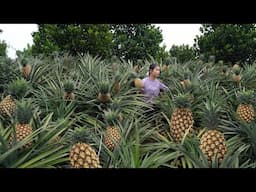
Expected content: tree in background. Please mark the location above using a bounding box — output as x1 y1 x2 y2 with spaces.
31 24 113 58
194 24 256 64
0 29 7 57
111 24 164 62
169 44 196 63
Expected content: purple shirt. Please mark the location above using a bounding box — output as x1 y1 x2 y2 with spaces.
142 77 169 103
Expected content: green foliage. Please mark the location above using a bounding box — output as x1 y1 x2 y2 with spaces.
8 79 29 100
31 24 113 58
194 24 256 64
0 57 19 93
169 44 196 63
111 24 164 62
16 100 33 124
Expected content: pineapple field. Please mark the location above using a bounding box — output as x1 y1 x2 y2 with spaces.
1 53 256 168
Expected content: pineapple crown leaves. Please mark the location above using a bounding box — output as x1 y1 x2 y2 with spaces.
71 127 92 144
236 90 256 105
15 99 33 124
8 78 29 100
63 80 75 93
114 73 122 82
98 81 110 94
201 100 222 130
136 59 144 67
103 109 119 126
173 93 192 109
232 67 241 75
111 55 120 63
110 98 122 111
20 58 28 67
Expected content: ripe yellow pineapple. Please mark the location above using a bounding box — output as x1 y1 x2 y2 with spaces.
63 80 75 101
97 81 111 103
170 94 194 143
9 100 33 150
0 95 16 117
69 127 101 168
20 59 32 79
200 130 227 165
199 100 227 165
134 78 144 88
236 90 255 123
103 109 121 151
0 79 28 117
70 143 101 168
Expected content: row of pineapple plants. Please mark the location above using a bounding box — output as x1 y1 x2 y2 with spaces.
1 52 256 167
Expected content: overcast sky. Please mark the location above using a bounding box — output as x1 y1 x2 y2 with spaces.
0 24 202 59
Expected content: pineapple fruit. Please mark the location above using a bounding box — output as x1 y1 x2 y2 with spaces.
20 58 32 79
134 78 144 88
0 79 28 117
199 100 227 165
103 109 121 151
9 100 33 150
180 79 190 89
97 81 111 103
200 130 227 165
236 90 255 123
63 80 75 101
69 127 101 168
232 63 240 70
170 94 194 143
232 67 241 83
113 73 121 94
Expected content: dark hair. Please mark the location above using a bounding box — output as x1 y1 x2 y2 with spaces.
149 63 158 75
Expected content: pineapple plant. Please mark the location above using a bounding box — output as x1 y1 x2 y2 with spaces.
103 109 121 151
199 100 227 165
133 59 143 73
236 90 255 123
69 127 101 168
170 94 194 143
20 58 32 79
0 79 28 117
9 100 33 150
97 81 111 103
232 67 241 83
63 80 75 101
